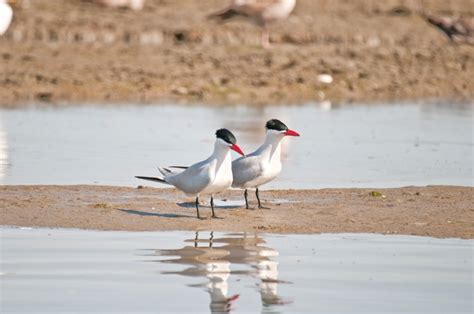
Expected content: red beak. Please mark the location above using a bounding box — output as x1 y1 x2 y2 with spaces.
230 144 245 156
284 129 300 137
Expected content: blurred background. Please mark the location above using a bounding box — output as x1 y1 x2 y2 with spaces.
0 0 472 188
0 0 473 106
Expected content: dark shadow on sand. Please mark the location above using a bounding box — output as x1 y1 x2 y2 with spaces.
117 208 195 219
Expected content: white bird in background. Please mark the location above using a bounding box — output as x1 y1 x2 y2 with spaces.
95 0 145 11
232 119 300 209
208 0 296 48
0 0 14 36
136 129 245 219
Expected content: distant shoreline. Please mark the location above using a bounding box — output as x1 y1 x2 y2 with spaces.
1 185 472 239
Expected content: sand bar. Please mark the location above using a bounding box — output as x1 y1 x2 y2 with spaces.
1 185 472 238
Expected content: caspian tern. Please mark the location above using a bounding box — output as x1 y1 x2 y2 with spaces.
136 129 245 219
0 0 14 36
232 119 299 209
208 0 296 48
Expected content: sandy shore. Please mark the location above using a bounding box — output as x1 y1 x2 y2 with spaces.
0 0 473 106
1 185 472 238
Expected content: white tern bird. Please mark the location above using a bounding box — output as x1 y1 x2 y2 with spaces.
136 129 245 219
232 119 299 209
208 0 296 48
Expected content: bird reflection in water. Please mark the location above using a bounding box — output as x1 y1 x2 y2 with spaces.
152 232 291 313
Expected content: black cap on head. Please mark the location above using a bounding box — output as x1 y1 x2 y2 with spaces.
265 119 288 131
215 128 236 145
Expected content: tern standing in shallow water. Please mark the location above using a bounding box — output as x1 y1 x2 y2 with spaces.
232 119 299 209
136 129 245 219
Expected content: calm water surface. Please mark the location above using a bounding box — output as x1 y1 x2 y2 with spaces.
0 102 472 188
0 228 472 313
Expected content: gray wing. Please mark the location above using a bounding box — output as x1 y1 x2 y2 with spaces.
231 155 264 187
168 159 212 195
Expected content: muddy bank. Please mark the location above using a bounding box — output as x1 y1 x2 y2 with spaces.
0 0 473 106
1 185 472 238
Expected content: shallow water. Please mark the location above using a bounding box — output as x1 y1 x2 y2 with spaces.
0 102 472 188
0 228 472 313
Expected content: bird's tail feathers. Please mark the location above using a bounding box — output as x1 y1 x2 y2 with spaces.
158 166 187 176
169 166 188 169
158 166 173 177
135 176 170 185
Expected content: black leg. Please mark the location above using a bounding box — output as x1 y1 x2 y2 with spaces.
211 196 216 218
256 188 269 209
195 196 200 219
244 189 250 209
256 188 262 208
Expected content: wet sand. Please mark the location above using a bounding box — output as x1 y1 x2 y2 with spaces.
1 0 473 106
1 185 472 238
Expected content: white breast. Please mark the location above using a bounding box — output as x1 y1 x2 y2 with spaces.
232 147 282 189
250 156 281 188
201 152 233 195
